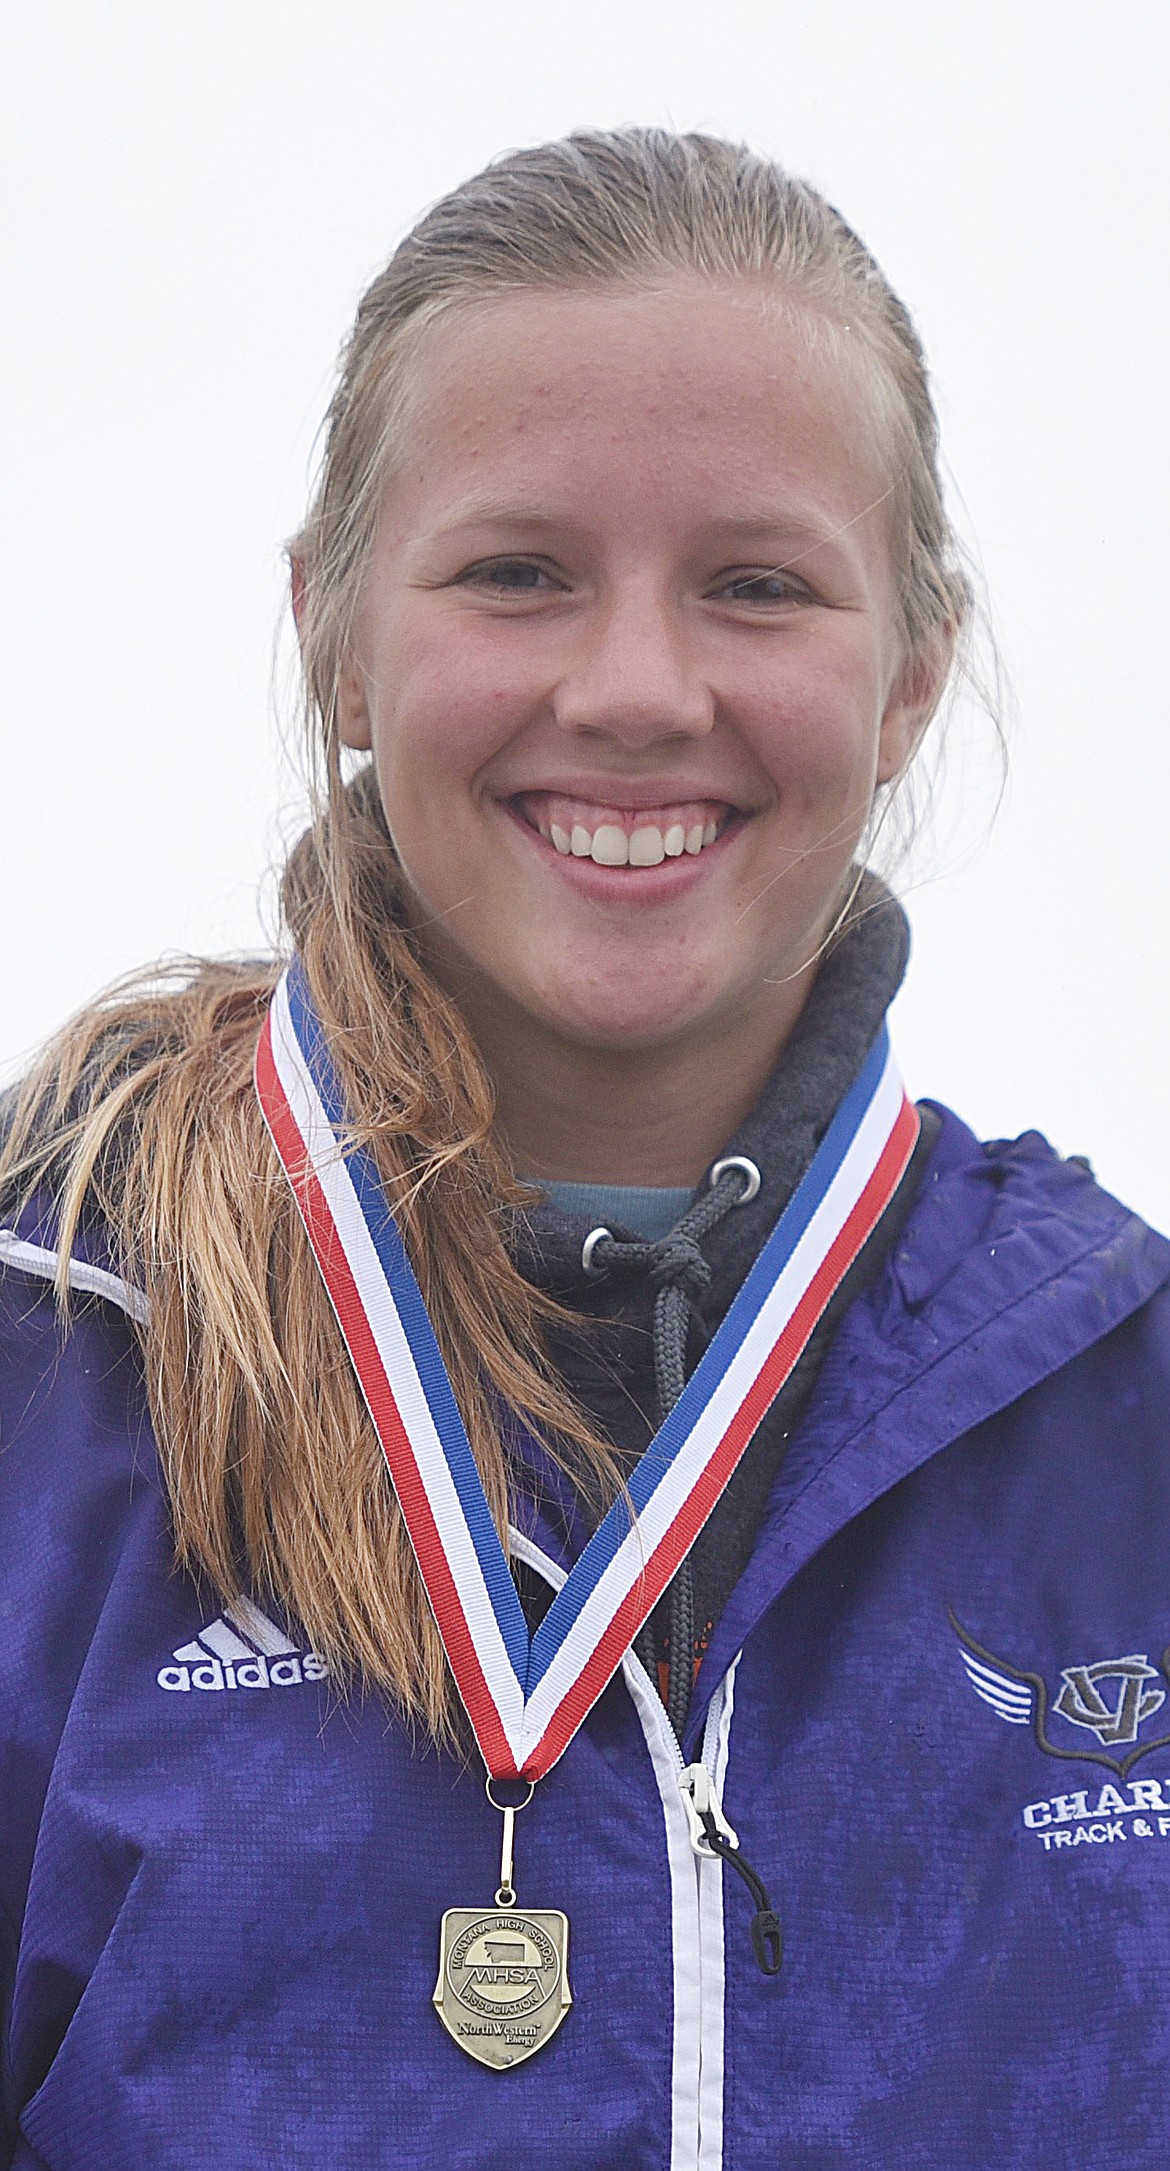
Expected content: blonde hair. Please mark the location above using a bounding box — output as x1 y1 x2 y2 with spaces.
0 129 968 1739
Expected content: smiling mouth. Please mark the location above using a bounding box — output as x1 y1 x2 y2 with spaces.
514 792 738 868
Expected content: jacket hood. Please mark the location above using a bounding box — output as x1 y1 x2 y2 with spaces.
680 1105 1170 1749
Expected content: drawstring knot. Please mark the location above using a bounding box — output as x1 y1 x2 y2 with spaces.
582 1161 760 1432
648 1232 711 1300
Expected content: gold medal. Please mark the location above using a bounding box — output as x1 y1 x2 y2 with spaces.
433 1780 572 2070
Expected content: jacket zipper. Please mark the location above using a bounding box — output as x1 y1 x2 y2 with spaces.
622 1641 739 2171
511 1529 737 2171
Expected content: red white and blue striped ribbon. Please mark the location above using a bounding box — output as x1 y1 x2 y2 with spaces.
256 957 919 1780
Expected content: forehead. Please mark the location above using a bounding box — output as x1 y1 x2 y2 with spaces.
389 276 892 546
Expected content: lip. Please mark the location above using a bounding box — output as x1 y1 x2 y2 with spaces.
501 775 752 815
499 795 745 901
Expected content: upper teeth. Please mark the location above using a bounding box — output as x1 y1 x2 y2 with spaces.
545 817 720 866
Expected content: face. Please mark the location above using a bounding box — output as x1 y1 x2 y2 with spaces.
337 278 941 1066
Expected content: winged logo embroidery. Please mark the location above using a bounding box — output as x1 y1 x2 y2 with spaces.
950 1611 1170 1780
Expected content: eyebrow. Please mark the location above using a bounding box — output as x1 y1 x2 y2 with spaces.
427 504 578 538
425 500 861 553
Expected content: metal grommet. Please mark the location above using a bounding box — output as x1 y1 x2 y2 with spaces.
708 1155 761 1204
581 1226 612 1276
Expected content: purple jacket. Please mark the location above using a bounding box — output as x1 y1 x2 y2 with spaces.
3 1103 1170 2169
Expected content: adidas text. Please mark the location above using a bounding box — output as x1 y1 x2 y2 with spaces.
156 1598 327 1692
157 1652 327 1692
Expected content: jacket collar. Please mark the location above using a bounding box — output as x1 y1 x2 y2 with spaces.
511 874 912 1334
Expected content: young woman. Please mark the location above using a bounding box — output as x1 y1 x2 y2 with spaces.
2 129 1168 2170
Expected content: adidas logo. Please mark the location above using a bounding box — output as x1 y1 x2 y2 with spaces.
156 1595 327 1693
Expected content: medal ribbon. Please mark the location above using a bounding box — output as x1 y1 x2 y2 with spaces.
256 958 919 1780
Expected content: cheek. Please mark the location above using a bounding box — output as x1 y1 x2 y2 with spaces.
372 641 540 799
364 671 526 915
743 651 886 806
368 687 482 815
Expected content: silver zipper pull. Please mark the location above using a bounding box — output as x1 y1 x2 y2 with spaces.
679 1761 739 1858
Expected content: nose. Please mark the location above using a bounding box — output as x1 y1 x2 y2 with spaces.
552 585 715 747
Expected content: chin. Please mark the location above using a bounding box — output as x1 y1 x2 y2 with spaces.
525 943 736 1046
542 990 714 1054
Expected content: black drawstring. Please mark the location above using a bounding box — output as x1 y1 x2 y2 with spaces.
665 1551 694 1740
587 1163 751 1739
585 1159 783 1978
701 1825 783 1976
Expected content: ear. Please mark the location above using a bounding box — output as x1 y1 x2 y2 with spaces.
289 555 374 751
335 660 373 752
876 624 957 785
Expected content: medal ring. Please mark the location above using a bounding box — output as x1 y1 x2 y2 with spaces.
485 1775 536 1815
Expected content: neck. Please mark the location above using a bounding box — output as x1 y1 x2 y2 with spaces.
447 976 818 1188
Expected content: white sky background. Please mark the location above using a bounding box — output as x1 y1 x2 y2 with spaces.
2 2 1168 1223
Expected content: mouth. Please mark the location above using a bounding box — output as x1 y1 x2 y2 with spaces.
512 791 740 869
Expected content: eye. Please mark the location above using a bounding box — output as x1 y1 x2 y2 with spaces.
717 569 809 607
458 557 561 597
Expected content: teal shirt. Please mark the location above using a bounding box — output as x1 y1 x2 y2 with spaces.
532 1180 694 1242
